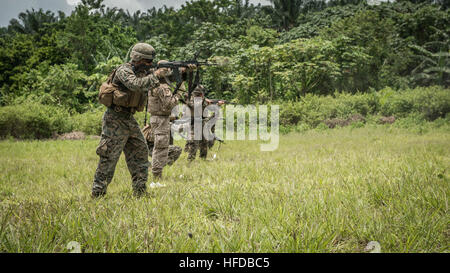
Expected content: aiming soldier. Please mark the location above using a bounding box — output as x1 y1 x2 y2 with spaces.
142 114 182 167
184 85 224 161
147 60 196 179
92 43 166 198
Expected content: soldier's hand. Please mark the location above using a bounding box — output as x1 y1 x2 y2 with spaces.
187 64 197 71
154 68 169 78
217 100 225 106
158 60 169 65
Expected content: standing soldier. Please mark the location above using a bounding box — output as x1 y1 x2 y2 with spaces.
148 60 196 179
92 43 165 198
142 114 182 166
184 85 224 161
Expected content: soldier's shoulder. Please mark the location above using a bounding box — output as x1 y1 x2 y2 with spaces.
157 83 171 91
156 83 173 96
115 63 134 74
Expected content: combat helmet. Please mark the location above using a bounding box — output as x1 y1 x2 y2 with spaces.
192 85 205 96
130 43 156 62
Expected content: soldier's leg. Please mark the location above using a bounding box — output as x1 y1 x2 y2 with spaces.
92 135 127 197
167 145 182 165
199 139 208 159
186 128 198 161
142 124 154 158
208 139 215 149
186 140 199 161
150 116 170 179
147 141 154 158
124 126 150 196
208 124 216 149
152 133 169 178
92 110 128 197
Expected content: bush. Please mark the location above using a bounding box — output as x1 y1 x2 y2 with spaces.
71 107 148 136
379 86 450 120
71 108 104 136
279 92 379 127
279 86 450 128
0 102 72 139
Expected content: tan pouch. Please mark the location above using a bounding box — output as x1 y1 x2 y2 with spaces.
136 92 147 112
98 82 115 107
128 90 141 108
99 68 119 107
113 88 130 107
99 66 148 111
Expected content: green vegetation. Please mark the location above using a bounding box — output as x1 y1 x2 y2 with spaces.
0 126 448 252
0 0 449 109
0 0 448 138
0 86 448 139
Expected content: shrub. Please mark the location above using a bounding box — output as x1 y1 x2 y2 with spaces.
379 86 450 120
0 102 72 139
71 107 148 136
279 86 449 128
71 108 104 136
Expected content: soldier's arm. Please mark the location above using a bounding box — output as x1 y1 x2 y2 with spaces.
115 65 159 92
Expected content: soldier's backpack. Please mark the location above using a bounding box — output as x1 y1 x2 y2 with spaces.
98 67 147 112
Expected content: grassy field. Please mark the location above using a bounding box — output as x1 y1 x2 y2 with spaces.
0 126 449 253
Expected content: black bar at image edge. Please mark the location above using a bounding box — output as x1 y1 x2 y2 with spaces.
0 253 444 272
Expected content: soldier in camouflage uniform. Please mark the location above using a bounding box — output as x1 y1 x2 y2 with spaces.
92 43 165 198
142 116 182 166
148 60 196 179
184 85 224 161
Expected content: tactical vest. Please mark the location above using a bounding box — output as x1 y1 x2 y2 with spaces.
148 83 172 116
98 65 147 112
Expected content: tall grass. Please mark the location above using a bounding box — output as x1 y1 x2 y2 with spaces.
0 126 448 252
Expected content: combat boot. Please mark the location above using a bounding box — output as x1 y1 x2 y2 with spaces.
153 172 162 180
91 190 106 199
133 188 148 198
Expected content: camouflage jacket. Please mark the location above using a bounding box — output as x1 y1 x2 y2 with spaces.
112 63 159 93
148 83 181 116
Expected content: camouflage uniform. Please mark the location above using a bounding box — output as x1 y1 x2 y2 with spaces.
148 82 181 178
184 89 210 161
92 63 159 197
142 121 182 166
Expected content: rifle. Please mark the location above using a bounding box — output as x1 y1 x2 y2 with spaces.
153 60 218 99
172 117 224 143
214 135 225 143
208 99 237 105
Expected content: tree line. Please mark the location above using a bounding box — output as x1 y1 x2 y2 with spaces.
0 0 448 113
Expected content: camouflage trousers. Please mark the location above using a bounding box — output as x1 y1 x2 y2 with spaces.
185 128 209 161
148 115 171 177
207 124 216 149
143 121 182 167
147 142 182 166
92 108 149 196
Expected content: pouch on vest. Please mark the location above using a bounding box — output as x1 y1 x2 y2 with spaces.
98 82 115 107
99 66 148 112
98 68 118 107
